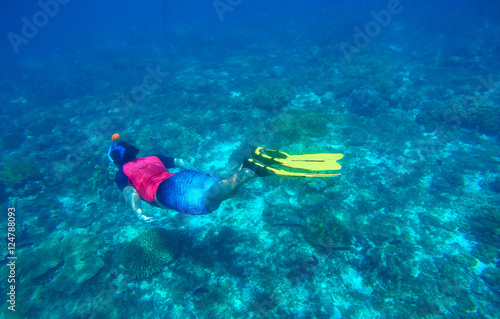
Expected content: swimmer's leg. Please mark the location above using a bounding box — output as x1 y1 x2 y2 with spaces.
204 168 256 212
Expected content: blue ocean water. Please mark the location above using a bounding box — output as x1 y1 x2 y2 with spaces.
1 0 500 318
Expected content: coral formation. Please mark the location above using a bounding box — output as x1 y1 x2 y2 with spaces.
301 209 352 250
16 230 104 296
0 163 40 188
246 81 295 111
49 232 105 294
18 232 64 281
272 111 328 142
461 96 500 135
347 87 383 116
466 204 500 248
415 94 500 136
482 267 500 290
120 227 177 278
471 243 499 264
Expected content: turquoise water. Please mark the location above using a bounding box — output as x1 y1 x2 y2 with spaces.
1 1 499 318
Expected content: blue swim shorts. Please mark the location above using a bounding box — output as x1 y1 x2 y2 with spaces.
156 170 219 215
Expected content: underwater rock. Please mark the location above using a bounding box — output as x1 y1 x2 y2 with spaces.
16 230 104 295
50 252 105 294
49 231 104 294
347 87 383 116
18 232 64 281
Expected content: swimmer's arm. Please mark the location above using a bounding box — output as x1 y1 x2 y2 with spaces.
174 158 199 172
123 186 155 223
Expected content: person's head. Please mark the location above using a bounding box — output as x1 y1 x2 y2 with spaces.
107 134 139 167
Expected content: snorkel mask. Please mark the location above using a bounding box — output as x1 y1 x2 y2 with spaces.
107 133 125 168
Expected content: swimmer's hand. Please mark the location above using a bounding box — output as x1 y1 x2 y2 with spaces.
139 215 156 223
136 209 157 224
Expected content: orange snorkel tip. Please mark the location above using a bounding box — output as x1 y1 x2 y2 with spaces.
108 133 120 167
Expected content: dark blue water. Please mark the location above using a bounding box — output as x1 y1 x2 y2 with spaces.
1 1 499 318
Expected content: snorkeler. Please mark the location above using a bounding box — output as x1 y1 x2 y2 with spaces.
107 134 343 222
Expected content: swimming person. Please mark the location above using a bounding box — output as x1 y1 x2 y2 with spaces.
107 134 342 222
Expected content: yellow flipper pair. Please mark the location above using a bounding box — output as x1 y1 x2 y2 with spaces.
252 147 343 177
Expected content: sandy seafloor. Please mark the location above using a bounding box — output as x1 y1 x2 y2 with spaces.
1 2 500 319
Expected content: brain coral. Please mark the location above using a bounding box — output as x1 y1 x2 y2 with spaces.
121 227 177 278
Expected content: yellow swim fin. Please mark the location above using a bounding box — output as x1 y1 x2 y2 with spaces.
245 158 340 178
253 147 343 171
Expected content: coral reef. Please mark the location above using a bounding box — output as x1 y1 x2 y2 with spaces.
120 227 177 278
3 8 500 318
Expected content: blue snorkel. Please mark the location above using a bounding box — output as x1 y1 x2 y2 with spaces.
107 133 124 168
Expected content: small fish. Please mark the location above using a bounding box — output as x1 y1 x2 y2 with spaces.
193 287 209 295
287 244 299 250
272 219 302 227
308 255 319 266
311 198 328 212
327 246 352 251
389 239 402 245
